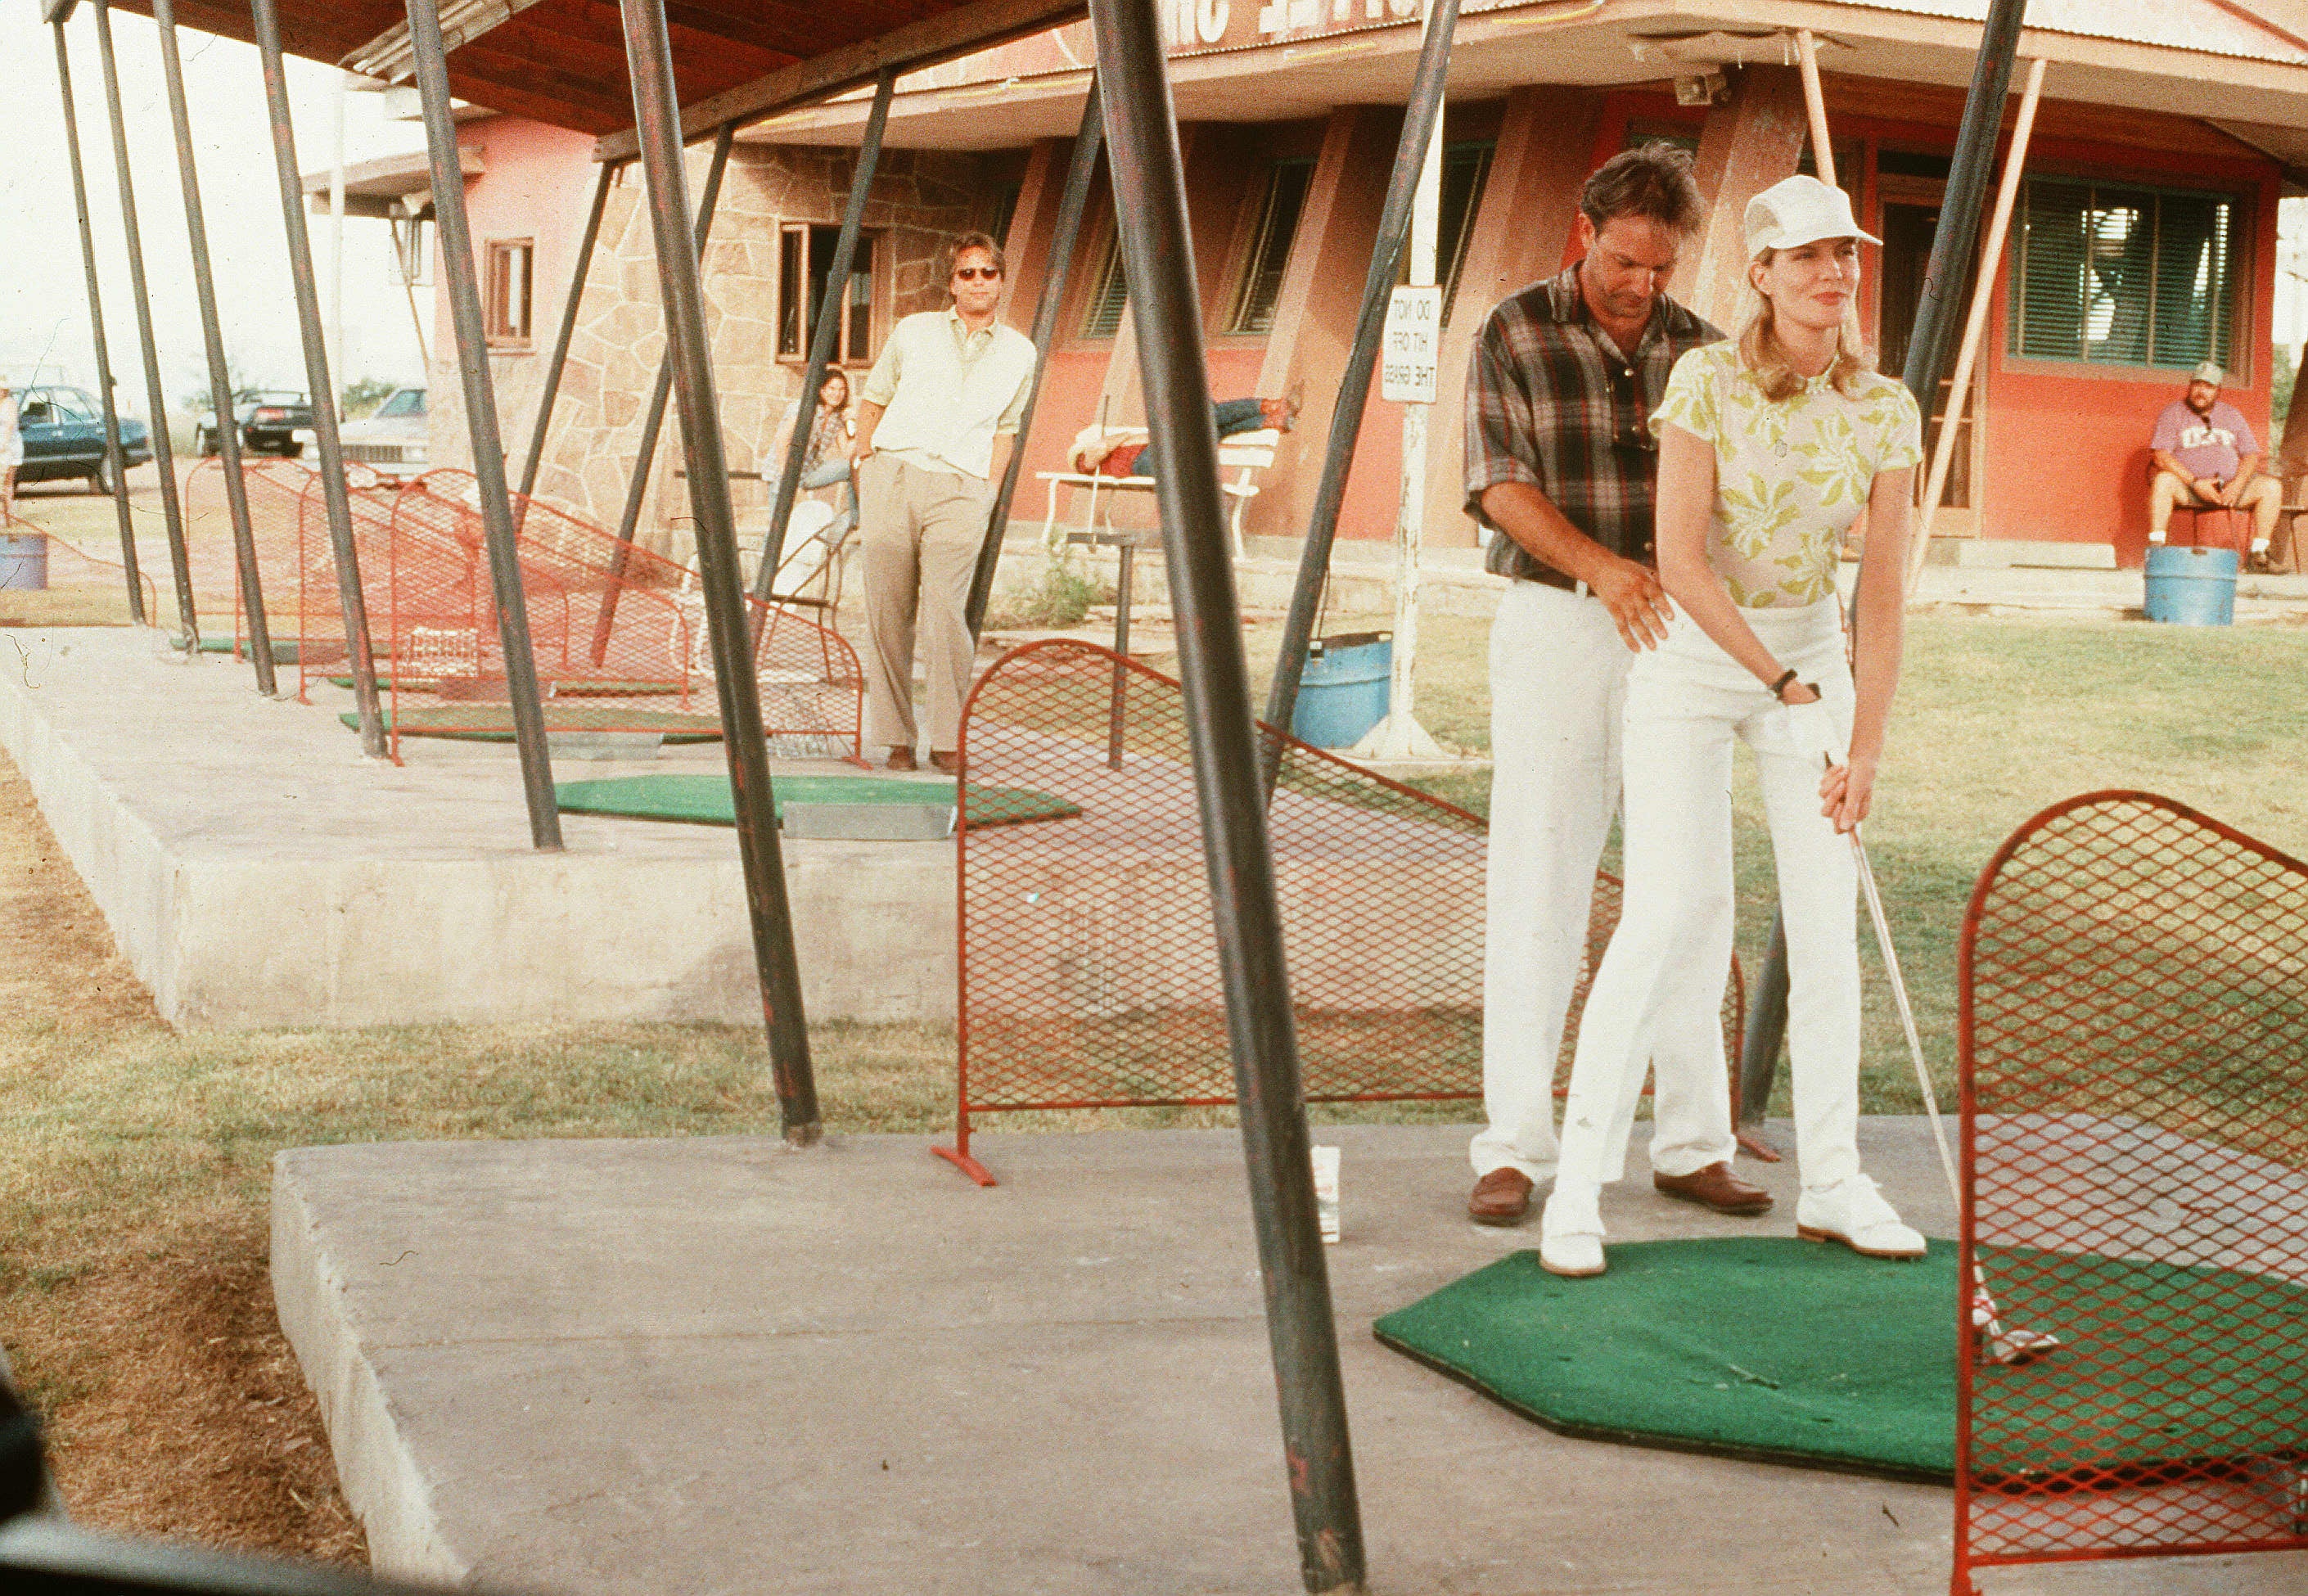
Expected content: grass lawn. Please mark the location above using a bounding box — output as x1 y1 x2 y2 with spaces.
1255 607 2308 1116
2 596 2304 1561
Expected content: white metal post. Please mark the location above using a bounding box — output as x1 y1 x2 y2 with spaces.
1350 0 1446 764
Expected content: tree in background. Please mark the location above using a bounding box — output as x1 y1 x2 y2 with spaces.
340 377 399 419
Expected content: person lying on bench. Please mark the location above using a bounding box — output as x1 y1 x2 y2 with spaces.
1066 394 1299 480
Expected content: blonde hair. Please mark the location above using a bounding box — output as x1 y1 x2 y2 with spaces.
1737 246 1874 402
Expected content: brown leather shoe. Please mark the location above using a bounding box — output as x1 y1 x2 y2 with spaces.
1467 1167 1534 1226
886 746 917 772
928 750 960 775
1653 1161 1774 1215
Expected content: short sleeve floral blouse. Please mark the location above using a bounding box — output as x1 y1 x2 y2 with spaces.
1651 341 1923 608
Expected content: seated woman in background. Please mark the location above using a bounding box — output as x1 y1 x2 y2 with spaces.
1066 394 1299 480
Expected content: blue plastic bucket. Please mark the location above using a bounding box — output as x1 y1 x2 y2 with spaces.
1291 631 1391 748
2143 544 2236 626
0 533 47 592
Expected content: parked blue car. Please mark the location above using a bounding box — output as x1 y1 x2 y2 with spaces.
16 385 153 494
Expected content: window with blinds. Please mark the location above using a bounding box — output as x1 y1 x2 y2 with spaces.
1081 232 1129 338
2008 178 2238 372
778 225 879 363
1228 158 1317 335
1395 142 1494 325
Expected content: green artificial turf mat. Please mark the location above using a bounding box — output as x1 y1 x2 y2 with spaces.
1374 1238 2308 1483
340 706 724 742
553 772 1080 829
178 635 309 663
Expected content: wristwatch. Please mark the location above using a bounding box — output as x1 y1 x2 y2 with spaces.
1769 668 1807 702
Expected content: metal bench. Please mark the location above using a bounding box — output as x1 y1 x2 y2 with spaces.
1036 428 1279 561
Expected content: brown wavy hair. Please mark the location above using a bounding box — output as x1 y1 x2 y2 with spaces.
1737 246 1874 401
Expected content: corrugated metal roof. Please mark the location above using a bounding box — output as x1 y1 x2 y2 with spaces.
1854 0 2308 65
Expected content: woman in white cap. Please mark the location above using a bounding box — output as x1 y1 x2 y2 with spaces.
1538 174 1923 1278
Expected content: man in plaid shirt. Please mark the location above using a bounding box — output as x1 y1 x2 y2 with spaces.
1462 143 1766 1227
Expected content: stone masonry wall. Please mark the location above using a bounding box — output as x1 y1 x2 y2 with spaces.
523 142 1000 561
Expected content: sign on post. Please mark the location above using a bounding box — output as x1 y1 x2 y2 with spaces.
1381 285 1440 405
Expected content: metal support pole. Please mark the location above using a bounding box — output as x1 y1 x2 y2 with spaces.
963 75 1104 634
404 0 563 850
1738 0 2026 1131
153 0 276 694
92 0 198 647
250 0 385 755
1089 1 1365 1588
49 20 145 624
750 70 894 607
608 125 733 555
518 160 615 503
589 126 732 664
618 0 821 1143
1260 0 1458 770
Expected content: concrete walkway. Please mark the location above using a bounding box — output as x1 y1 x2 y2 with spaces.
273 1120 2307 1595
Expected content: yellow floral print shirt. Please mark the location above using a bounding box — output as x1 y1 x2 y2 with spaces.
1651 341 1923 607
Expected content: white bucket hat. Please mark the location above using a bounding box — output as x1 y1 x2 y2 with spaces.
1743 174 1881 256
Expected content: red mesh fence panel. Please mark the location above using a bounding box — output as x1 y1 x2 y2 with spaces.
381 471 862 760
292 467 403 705
1956 791 2308 1589
182 457 311 652
941 639 1742 1183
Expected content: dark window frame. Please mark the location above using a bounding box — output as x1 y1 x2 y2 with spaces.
1079 225 1130 340
2006 175 2245 378
484 238 534 349
1226 157 1318 336
777 222 884 367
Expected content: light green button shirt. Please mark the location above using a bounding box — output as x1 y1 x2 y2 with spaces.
1652 341 1923 607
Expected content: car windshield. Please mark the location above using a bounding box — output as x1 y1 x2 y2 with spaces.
26 390 93 422
375 390 426 419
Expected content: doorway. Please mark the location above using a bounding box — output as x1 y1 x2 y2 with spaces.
1877 192 1979 527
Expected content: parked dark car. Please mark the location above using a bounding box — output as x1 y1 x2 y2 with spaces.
195 390 313 458
15 385 153 494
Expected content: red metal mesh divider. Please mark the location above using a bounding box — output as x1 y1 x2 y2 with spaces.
1955 790 2308 1591
292 467 403 706
939 639 1742 1183
182 456 311 652
379 471 862 760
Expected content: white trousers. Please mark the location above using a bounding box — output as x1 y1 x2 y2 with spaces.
1555 597 1864 1197
1470 582 1723 1182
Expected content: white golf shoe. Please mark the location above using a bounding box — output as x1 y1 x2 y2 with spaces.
1796 1174 1927 1260
1539 1183 1607 1278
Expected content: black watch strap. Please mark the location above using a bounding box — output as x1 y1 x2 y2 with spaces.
1770 668 1800 701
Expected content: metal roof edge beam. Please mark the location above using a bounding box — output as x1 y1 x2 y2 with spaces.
616 0 823 1146
48 21 146 623
592 0 1087 162
404 0 566 850
1089 0 1368 1589
341 0 546 83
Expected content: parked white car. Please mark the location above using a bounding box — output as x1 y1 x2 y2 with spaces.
293 387 428 467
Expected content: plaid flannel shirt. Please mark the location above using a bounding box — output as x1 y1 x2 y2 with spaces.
1464 263 1721 584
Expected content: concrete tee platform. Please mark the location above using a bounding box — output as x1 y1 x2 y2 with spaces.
0 628 951 1028
273 1120 2306 1595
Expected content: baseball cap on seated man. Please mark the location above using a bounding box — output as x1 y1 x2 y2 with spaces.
2191 361 2225 385
1743 174 1882 255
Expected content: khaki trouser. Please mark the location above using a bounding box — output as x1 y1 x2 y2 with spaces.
858 453 994 753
